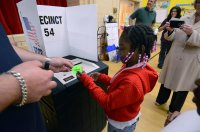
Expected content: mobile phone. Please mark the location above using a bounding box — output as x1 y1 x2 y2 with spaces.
170 20 185 28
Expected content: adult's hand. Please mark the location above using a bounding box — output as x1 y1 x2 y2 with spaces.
12 60 57 104
165 22 174 32
49 57 74 73
180 24 193 36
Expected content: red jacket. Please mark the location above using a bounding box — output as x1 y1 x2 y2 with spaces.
79 64 158 122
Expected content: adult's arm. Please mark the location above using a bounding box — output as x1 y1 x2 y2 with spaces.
186 30 200 47
158 19 168 32
151 12 156 27
0 61 56 112
0 73 21 112
164 22 175 41
13 45 48 63
12 45 73 72
181 24 200 47
129 8 139 25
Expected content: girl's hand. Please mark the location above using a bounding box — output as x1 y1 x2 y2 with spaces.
90 72 100 81
76 71 86 79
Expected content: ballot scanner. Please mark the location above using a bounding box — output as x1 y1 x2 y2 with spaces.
54 58 99 85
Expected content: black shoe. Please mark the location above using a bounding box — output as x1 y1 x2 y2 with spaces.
157 64 162 69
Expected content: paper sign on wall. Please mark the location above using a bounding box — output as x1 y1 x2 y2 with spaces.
17 0 98 61
156 9 168 23
105 23 119 47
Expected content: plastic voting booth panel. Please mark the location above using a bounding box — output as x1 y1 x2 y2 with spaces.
17 0 98 62
17 0 99 84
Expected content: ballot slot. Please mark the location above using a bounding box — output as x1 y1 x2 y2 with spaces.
54 58 99 85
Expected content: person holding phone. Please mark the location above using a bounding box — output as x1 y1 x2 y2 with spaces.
155 0 200 120
157 6 182 69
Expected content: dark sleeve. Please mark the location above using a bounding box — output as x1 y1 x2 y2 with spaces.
0 23 22 73
129 8 140 19
168 30 175 36
159 19 167 28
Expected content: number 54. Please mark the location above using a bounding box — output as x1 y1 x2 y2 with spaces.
44 28 55 37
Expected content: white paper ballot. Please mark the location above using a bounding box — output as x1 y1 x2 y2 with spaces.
54 58 99 85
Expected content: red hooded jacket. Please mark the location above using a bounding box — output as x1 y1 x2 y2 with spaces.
79 64 158 121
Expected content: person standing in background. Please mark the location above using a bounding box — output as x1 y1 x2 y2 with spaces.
157 6 182 69
129 0 157 27
155 0 200 120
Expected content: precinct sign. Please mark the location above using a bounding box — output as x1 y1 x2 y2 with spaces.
17 0 98 61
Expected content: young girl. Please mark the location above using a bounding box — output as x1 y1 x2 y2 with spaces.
77 25 158 132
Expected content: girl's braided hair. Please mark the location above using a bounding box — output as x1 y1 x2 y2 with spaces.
120 24 157 57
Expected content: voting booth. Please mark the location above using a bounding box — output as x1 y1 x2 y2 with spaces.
40 55 108 132
17 0 98 61
17 0 108 131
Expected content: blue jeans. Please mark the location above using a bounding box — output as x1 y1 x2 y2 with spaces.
107 119 139 132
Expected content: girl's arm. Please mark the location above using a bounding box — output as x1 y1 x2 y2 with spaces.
79 73 141 112
97 73 112 86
